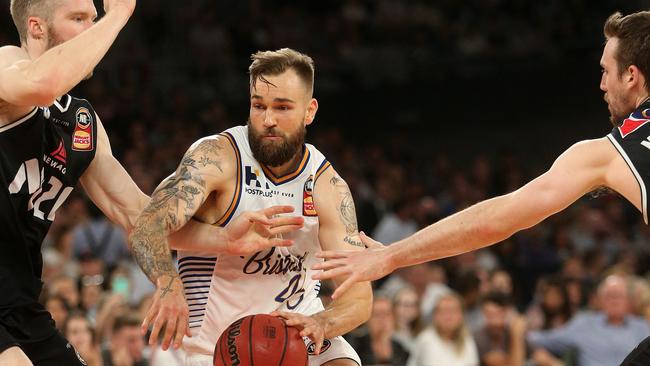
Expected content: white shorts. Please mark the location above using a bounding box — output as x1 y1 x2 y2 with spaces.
184 335 360 366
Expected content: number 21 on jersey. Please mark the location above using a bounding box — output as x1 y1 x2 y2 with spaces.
8 158 73 221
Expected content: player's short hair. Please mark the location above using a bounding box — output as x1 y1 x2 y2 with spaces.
249 48 315 96
10 0 58 44
604 11 650 92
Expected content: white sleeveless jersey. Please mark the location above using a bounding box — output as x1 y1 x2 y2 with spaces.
180 125 332 356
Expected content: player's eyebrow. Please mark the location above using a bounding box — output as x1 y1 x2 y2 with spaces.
251 95 296 103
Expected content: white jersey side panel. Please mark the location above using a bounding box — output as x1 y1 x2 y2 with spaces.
180 125 331 356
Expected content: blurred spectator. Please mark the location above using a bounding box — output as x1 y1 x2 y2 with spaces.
528 275 650 366
102 312 149 366
44 294 71 331
49 275 81 310
526 276 573 331
72 202 130 270
64 312 103 366
408 292 479 366
372 200 418 244
347 296 410 366
392 287 423 352
472 291 527 366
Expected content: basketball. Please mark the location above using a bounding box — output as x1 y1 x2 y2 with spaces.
213 314 308 366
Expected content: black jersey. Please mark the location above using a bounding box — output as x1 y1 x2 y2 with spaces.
608 98 650 224
0 95 97 308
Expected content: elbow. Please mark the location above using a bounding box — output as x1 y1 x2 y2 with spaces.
20 81 57 107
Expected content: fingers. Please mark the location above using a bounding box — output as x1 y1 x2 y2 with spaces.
312 259 346 271
263 205 295 217
246 212 273 226
141 300 159 335
173 313 187 349
269 224 303 236
148 310 165 347
161 315 177 351
268 238 294 247
268 216 304 229
330 276 357 300
359 231 383 249
315 250 351 260
312 266 350 281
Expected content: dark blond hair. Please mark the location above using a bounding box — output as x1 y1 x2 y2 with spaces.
249 48 315 96
10 0 58 44
604 11 650 92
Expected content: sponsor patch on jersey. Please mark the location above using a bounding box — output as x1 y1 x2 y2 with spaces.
75 107 92 129
619 109 650 138
303 174 317 216
72 107 93 151
306 338 331 356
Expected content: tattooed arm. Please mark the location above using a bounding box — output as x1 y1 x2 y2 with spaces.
129 135 235 350
275 166 372 354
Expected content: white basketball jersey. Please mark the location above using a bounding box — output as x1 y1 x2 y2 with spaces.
180 125 332 356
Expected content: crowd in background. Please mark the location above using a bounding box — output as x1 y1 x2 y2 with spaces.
4 0 650 365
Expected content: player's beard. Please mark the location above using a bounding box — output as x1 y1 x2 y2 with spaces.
46 23 93 80
606 92 634 126
248 120 306 167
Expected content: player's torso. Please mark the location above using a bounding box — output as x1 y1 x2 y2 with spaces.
180 125 331 354
0 95 97 304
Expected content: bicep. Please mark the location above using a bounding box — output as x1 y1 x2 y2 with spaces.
80 116 148 232
504 139 612 230
136 136 232 235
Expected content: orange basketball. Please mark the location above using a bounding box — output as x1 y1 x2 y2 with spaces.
213 314 308 366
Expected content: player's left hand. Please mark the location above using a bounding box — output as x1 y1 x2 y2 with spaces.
312 231 393 299
224 205 304 256
271 310 327 355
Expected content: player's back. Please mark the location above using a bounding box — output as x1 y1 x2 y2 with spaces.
180 125 332 356
0 95 97 308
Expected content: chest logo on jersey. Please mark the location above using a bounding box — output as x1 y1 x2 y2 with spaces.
242 247 308 276
303 175 317 216
244 166 294 198
72 107 93 151
619 109 650 138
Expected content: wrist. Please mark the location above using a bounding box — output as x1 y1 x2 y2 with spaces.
385 245 400 273
155 273 180 288
106 4 133 24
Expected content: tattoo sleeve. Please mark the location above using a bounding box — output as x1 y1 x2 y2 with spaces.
330 174 364 247
129 139 224 282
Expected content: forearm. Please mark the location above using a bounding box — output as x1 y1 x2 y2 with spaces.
26 7 131 102
128 212 179 283
314 283 372 338
387 194 522 270
169 219 230 253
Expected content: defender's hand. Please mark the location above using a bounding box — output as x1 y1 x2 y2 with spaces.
271 311 327 355
224 206 304 256
142 275 190 350
312 232 393 299
104 0 136 16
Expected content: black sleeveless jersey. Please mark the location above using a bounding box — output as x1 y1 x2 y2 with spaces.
608 98 650 225
0 95 97 308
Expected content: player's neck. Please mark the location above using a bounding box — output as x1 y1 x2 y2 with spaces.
265 148 304 177
635 92 650 108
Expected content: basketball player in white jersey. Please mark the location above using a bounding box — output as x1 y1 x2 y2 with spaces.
129 48 372 366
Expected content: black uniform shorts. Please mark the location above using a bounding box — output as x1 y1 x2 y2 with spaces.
0 303 86 366
621 335 650 366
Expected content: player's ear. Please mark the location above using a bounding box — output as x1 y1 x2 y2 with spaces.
305 98 318 126
27 16 47 40
628 65 645 89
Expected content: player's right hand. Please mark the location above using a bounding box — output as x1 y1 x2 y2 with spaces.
223 205 304 256
142 275 190 350
103 0 136 16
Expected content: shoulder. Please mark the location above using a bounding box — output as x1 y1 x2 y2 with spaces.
183 134 238 178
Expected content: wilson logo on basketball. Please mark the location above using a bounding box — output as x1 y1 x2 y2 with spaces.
307 339 331 355
227 318 244 366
